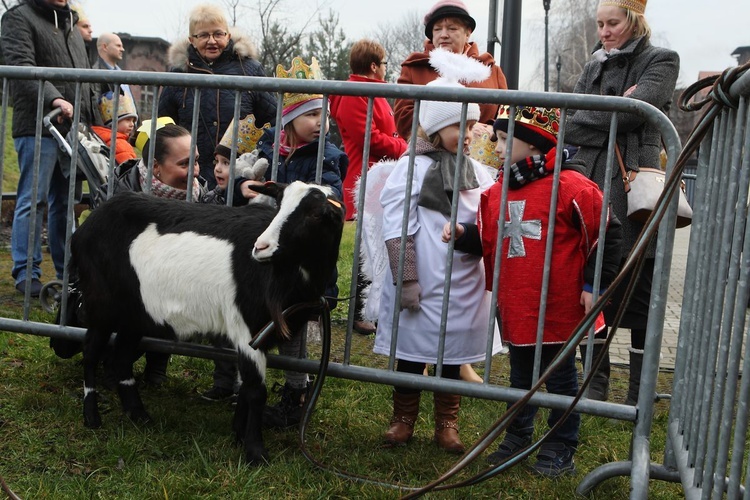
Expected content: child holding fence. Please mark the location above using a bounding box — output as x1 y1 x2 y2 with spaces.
443 105 623 476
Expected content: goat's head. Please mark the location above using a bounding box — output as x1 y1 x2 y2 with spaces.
252 181 345 265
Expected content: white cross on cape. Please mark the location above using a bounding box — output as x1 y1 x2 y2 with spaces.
504 200 542 258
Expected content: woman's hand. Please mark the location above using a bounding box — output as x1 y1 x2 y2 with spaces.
441 222 465 243
623 84 638 98
240 180 264 199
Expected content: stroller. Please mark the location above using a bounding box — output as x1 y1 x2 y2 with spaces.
41 109 112 356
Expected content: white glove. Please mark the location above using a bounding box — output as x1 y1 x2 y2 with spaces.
400 281 421 312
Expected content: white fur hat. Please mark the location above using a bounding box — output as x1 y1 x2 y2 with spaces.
418 48 490 136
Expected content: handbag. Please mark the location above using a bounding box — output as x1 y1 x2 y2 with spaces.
615 145 693 228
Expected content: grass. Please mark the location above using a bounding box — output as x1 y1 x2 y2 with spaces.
0 223 686 498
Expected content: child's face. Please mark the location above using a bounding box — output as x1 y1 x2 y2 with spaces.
437 121 475 154
214 154 231 189
117 117 137 137
292 109 329 144
494 130 539 166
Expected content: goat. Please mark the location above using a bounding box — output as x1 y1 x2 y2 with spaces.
70 181 345 464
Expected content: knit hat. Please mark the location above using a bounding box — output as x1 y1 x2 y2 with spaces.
215 113 269 159
98 91 138 126
423 0 476 40
598 0 647 14
418 48 489 137
277 56 325 128
493 105 560 154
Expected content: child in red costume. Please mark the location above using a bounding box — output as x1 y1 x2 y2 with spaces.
443 105 622 477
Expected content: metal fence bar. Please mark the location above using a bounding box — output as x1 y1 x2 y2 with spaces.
0 64 691 495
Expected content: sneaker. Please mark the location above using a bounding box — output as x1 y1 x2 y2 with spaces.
531 442 576 477
201 386 236 402
15 278 43 298
263 382 310 429
487 433 532 465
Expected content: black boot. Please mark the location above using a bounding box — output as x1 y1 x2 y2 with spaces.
624 348 644 406
263 381 311 429
579 342 610 401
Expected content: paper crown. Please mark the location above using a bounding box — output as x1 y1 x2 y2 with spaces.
135 116 176 153
495 105 559 138
276 56 324 126
468 129 503 170
599 0 646 14
216 114 269 157
99 91 137 125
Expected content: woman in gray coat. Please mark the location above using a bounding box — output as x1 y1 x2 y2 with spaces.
565 0 679 405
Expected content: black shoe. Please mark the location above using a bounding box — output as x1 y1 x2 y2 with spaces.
201 386 236 402
531 442 576 477
15 278 42 298
263 382 310 429
487 433 532 465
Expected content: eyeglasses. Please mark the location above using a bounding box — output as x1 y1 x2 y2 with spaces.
192 31 228 41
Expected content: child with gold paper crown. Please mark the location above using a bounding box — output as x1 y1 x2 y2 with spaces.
256 56 348 428
92 91 138 165
443 105 623 476
199 114 271 402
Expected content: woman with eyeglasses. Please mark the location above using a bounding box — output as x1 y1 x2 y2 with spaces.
158 4 277 188
393 0 508 141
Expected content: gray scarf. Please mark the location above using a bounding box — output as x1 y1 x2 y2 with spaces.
414 138 479 217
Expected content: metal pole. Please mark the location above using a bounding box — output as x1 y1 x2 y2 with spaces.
487 0 500 57
500 0 523 89
543 0 551 92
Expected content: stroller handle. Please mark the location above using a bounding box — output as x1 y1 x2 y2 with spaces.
43 108 73 156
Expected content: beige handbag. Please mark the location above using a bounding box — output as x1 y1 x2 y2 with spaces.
615 145 693 228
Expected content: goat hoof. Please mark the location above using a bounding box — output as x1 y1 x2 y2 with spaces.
245 447 269 466
84 415 102 428
125 409 152 425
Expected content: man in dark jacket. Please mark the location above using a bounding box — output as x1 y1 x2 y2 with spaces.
1 0 98 296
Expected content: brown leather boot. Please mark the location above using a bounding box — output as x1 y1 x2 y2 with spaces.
383 391 420 447
433 392 465 454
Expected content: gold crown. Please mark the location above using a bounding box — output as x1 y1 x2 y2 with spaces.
99 91 137 125
468 129 502 170
599 0 646 14
276 56 323 111
495 105 560 139
218 114 269 156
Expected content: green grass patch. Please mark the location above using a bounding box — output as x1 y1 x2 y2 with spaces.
0 224 685 498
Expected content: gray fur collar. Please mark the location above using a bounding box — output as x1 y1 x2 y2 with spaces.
167 27 258 68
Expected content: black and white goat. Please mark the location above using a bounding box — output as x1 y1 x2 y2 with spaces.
70 181 345 464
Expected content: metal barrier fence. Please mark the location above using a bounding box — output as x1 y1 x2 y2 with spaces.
657 68 750 499
0 65 687 496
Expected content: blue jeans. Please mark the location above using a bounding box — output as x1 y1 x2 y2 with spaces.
506 344 580 448
11 136 67 284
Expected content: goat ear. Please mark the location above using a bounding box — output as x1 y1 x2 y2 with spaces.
249 181 287 200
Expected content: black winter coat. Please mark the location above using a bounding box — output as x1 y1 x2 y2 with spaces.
256 127 348 203
1 0 99 137
158 32 277 188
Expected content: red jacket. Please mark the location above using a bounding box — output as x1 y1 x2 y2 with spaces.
394 41 508 139
92 125 137 165
330 75 407 219
478 170 606 346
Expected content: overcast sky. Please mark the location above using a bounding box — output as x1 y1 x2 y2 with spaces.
80 0 745 90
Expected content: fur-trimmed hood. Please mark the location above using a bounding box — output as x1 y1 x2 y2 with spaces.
167 26 259 69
